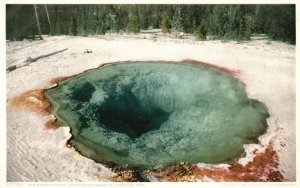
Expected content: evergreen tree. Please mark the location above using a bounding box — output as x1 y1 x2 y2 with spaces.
194 19 208 40
126 15 140 33
171 6 184 32
238 15 252 40
106 13 118 33
254 5 267 33
6 4 296 44
225 5 240 39
69 16 77 36
138 5 150 30
161 16 171 33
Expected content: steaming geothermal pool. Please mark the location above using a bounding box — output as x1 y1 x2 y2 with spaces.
46 61 269 170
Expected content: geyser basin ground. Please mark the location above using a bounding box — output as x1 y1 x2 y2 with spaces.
46 61 269 170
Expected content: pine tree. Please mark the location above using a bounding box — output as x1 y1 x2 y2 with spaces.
69 16 77 36
161 16 171 33
5 4 296 44
238 15 252 40
126 15 140 33
194 19 207 40
171 6 184 33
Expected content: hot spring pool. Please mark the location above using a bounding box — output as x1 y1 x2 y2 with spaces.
46 61 269 170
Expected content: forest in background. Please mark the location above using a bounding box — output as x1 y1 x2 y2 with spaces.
6 4 296 44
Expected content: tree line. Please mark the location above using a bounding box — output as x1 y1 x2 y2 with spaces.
6 4 295 44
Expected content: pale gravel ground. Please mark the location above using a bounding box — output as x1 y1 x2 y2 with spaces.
6 33 295 181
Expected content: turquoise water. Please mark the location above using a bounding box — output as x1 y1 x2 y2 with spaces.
46 61 269 170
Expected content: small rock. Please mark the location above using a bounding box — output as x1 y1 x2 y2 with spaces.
84 49 92 53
